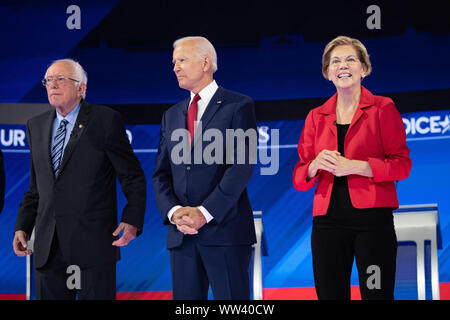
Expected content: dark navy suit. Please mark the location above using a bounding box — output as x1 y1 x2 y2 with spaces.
152 86 257 299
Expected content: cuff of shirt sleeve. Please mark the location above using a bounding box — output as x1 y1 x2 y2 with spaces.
167 205 182 224
198 206 214 223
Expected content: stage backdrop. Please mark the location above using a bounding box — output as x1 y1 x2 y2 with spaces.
1 0 450 300
1 108 449 300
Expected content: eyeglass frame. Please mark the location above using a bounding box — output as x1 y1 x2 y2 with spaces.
329 55 361 68
41 76 80 87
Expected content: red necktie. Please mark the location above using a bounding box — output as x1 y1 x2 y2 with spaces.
187 93 201 144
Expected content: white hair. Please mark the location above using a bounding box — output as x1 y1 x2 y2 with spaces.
45 58 88 99
173 36 218 73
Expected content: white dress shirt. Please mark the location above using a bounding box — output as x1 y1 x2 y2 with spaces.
190 79 218 125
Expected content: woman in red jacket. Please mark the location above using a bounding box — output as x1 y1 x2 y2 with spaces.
293 36 412 300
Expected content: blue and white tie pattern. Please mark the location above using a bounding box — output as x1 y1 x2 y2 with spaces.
51 119 68 177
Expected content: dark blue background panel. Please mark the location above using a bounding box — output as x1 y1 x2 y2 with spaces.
1 1 450 104
9 31 450 105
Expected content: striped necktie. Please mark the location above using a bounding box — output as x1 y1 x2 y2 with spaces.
51 119 68 177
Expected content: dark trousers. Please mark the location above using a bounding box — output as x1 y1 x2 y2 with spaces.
170 235 252 300
311 224 397 300
35 234 116 300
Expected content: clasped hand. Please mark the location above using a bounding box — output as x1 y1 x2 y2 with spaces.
308 149 355 178
171 206 206 235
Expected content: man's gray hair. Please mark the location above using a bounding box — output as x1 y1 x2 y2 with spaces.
173 36 218 73
45 58 88 99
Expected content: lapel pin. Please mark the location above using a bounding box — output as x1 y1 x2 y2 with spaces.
217 100 222 104
79 124 83 129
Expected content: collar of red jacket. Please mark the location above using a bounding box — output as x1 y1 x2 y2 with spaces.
319 85 375 115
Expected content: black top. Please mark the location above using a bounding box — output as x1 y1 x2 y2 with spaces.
313 123 393 230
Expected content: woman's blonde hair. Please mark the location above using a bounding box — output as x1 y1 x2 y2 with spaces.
322 35 372 80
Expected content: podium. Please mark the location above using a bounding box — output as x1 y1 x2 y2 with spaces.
393 204 442 300
252 211 268 300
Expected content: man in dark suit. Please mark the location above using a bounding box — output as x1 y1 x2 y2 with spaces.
152 36 257 300
12 59 146 300
0 149 4 214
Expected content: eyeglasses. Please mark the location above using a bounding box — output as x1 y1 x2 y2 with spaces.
41 76 80 87
330 56 360 67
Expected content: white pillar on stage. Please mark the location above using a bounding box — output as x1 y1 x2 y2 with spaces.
26 228 35 300
252 211 267 300
394 204 442 300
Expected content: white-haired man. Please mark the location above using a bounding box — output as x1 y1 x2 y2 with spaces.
153 37 257 299
13 59 146 299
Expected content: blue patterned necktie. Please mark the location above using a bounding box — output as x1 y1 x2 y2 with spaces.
51 119 68 177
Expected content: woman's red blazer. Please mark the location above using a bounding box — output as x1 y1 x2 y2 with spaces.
293 86 412 217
